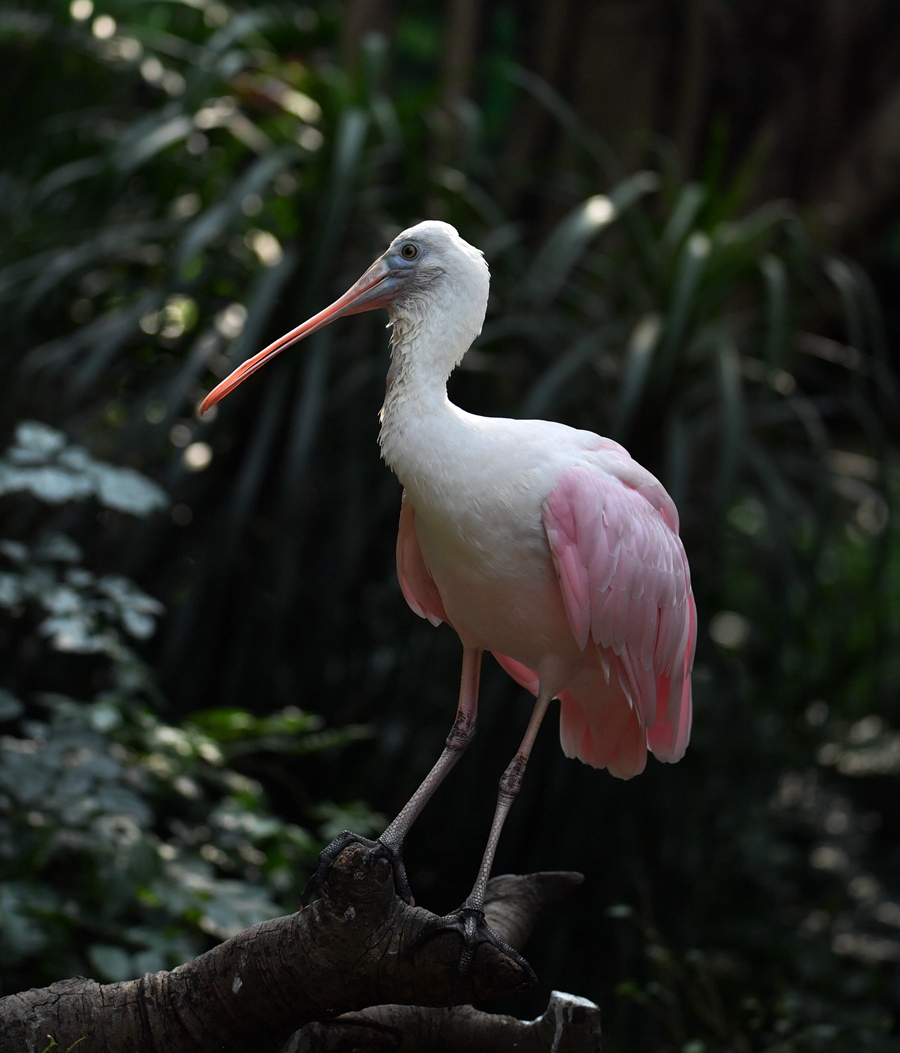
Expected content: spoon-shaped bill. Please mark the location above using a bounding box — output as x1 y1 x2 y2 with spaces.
199 256 394 416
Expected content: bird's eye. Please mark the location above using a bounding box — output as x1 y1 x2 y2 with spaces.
400 243 419 260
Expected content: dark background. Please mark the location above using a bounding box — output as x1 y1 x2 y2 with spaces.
2 1 900 1049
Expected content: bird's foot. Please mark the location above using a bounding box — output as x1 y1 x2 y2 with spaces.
408 905 537 994
300 830 414 906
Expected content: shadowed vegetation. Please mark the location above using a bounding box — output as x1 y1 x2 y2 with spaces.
1 2 899 1049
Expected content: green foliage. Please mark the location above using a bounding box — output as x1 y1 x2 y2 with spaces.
0 420 167 515
0 423 375 993
41 1037 85 1053
0 1 899 1048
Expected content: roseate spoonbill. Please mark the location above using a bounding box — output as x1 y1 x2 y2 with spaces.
200 221 695 973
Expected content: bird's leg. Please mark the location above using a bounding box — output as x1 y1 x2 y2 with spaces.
301 647 483 907
409 689 552 989
464 688 552 913
379 645 482 856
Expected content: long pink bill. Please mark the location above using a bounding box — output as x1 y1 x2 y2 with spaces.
199 255 394 416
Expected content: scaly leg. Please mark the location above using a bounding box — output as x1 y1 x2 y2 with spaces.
302 646 483 906
410 688 553 986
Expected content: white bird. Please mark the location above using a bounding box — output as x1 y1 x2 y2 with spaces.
200 220 695 973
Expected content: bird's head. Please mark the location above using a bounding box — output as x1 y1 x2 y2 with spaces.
199 220 489 416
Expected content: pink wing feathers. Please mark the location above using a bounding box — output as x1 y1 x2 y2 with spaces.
396 491 449 627
540 464 695 777
494 464 694 778
397 467 695 782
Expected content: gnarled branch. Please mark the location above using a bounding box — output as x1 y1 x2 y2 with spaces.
1 842 597 1053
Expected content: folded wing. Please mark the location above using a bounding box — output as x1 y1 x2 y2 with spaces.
539 463 695 776
396 490 448 627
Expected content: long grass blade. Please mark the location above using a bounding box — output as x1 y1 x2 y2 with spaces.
660 183 705 256
506 65 621 179
522 172 659 307
716 337 743 505
174 149 296 271
760 254 788 367
519 328 613 419
823 256 866 356
611 314 662 443
655 231 710 385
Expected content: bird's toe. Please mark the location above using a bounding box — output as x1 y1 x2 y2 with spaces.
300 831 414 906
407 905 537 993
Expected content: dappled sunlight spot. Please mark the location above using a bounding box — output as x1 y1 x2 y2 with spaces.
246 229 283 267
204 3 228 27
708 610 749 648
162 71 185 96
848 875 881 904
186 132 208 155
140 56 163 84
70 0 93 19
200 842 229 865
194 97 236 129
296 125 324 152
585 195 614 225
875 902 900 928
152 726 193 755
687 230 711 259
169 423 192 448
183 442 213 471
828 450 879 481
806 700 828 726
170 192 201 219
823 808 849 834
91 14 115 39
727 497 767 536
144 400 167 425
140 311 160 334
274 171 298 196
215 302 247 339
832 932 900 964
810 845 848 871
113 37 142 62
159 295 197 339
769 369 796 395
849 716 883 743
255 78 321 123
816 715 900 776
174 776 201 799
855 494 889 535
798 909 830 936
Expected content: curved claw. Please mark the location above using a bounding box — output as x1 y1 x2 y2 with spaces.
300 831 415 907
407 905 537 994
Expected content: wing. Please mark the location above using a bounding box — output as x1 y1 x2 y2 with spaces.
396 490 448 627
542 464 695 768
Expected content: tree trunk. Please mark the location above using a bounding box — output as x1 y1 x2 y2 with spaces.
1 842 598 1053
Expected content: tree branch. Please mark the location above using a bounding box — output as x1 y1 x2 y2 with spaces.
289 992 603 1052
1 842 591 1053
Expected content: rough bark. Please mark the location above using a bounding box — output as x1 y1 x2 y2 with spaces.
288 992 603 1052
0 842 593 1053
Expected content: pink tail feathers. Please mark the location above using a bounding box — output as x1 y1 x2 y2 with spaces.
492 652 651 779
557 681 648 778
649 592 696 763
492 593 695 780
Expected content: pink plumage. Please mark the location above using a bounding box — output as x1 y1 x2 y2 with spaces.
400 460 695 779
201 220 697 940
